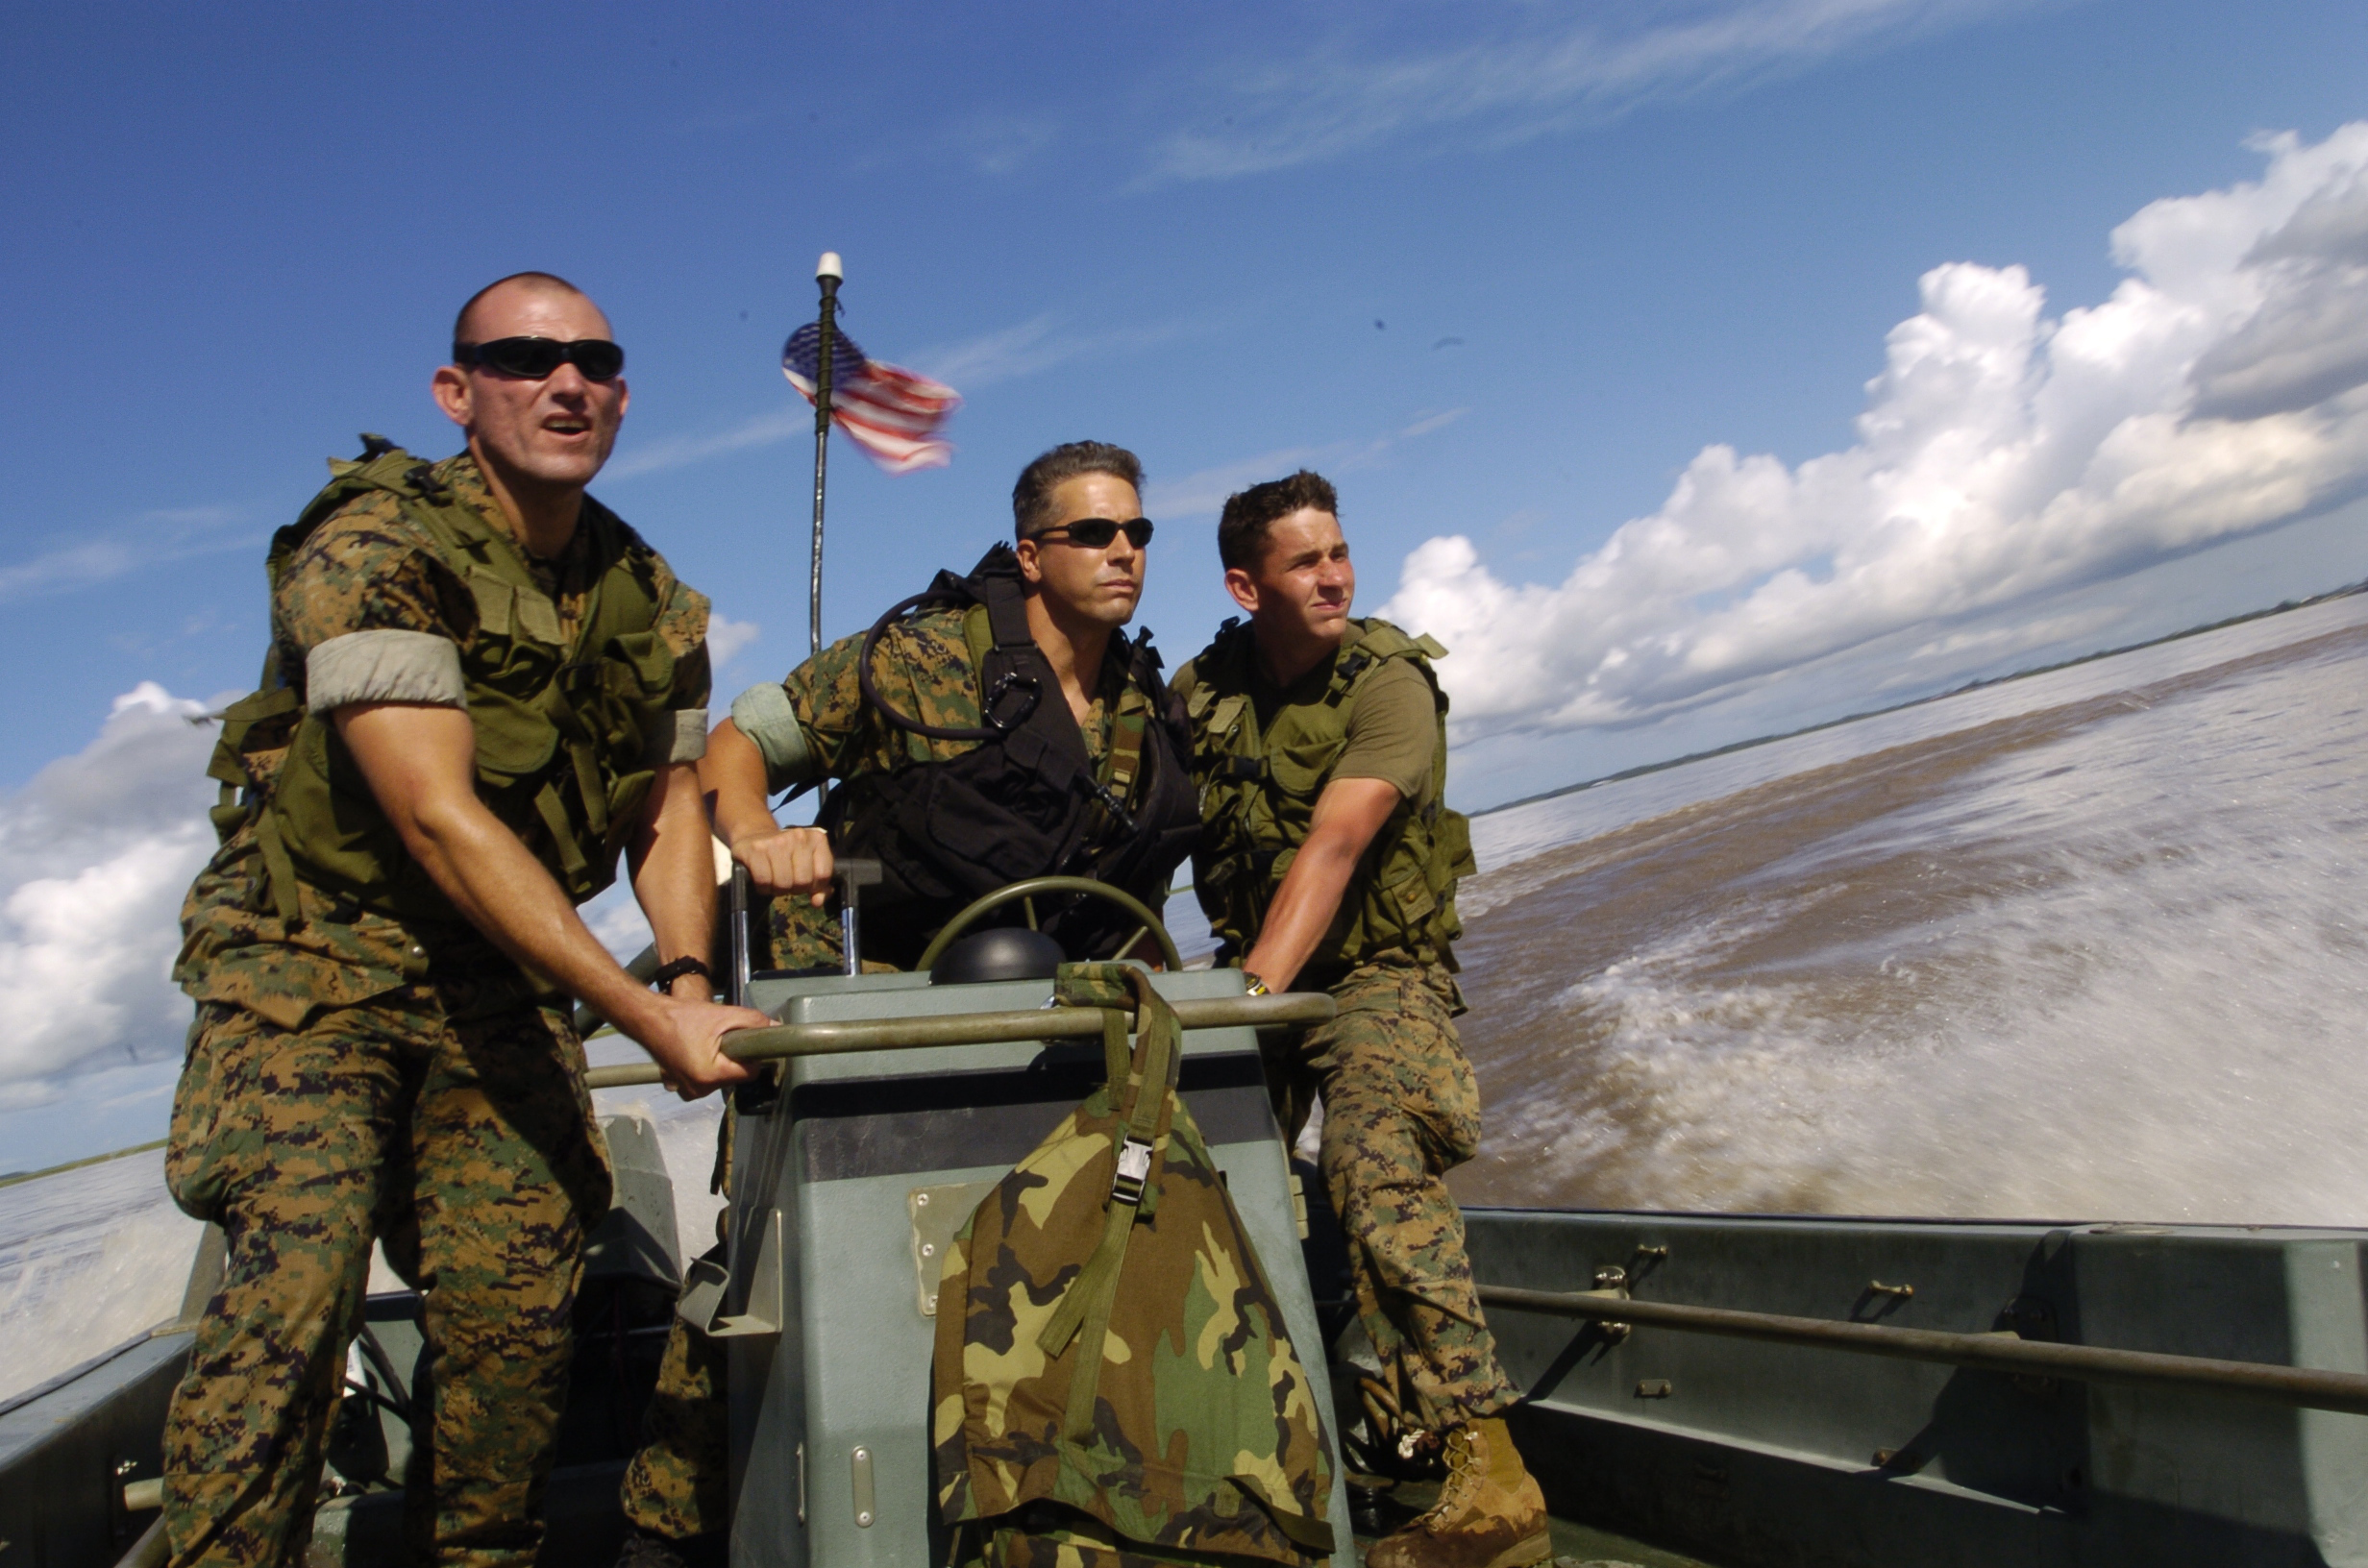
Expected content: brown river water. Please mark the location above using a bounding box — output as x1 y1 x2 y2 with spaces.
1448 596 2368 1222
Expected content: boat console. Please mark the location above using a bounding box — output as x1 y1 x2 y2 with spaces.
710 963 1355 1568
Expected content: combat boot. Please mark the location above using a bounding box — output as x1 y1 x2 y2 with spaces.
1365 1416 1550 1568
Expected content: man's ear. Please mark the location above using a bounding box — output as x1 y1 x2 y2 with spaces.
1223 566 1260 616
431 364 472 429
1014 537 1044 585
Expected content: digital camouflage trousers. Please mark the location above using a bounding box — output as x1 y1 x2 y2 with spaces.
160 981 611 1568
619 1286 731 1539
1291 956 1520 1434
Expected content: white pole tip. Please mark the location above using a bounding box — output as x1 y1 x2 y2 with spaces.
816 252 844 282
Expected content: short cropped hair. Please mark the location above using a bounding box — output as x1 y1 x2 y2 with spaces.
1217 470 1340 572
1011 442 1146 539
452 272 590 355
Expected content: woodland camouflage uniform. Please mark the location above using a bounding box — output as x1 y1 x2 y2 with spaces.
1172 621 1521 1439
165 452 712 1568
620 603 1171 1542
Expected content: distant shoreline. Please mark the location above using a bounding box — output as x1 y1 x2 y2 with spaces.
1473 578 2368 820
0 1138 166 1192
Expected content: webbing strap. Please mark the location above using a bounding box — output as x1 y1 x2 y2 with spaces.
1049 989 1180 1441
254 812 303 925
534 784 591 877
1036 969 1181 1392
1103 710 1146 805
978 572 1035 652
569 739 608 840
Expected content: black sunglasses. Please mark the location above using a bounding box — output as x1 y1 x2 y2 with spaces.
453 336 626 382
1032 516 1153 549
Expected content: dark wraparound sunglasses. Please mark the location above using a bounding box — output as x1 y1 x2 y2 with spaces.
453 336 626 382
1031 516 1153 549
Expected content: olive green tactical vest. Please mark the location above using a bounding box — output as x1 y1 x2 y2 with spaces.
1175 619 1475 977
204 440 684 927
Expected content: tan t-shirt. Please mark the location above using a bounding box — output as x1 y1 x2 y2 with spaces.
1248 634 1437 801
1331 658 1436 799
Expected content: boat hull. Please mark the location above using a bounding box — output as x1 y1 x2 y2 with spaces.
1468 1207 2368 1566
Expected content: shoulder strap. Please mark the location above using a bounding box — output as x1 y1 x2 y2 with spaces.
857 543 1046 742
275 436 582 649
1099 631 1173 809
561 494 669 657
1326 618 1447 711
266 434 456 592
1104 707 1147 809
972 548 1035 653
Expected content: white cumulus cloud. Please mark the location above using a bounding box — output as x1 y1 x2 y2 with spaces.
0 684 223 1097
1383 124 2368 742
706 613 761 670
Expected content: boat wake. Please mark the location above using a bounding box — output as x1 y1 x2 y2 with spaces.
1453 604 2368 1224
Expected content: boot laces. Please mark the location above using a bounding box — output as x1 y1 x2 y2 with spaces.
1413 1425 1484 1531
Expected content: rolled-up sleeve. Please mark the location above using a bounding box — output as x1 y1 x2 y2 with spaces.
305 629 465 713
730 682 820 792
646 707 710 765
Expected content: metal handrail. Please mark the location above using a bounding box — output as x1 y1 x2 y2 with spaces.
583 990 1332 1090
1479 1285 2368 1417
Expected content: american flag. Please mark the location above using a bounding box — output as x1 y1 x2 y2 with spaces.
782 323 961 474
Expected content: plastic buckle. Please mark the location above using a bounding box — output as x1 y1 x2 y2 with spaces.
1082 775 1138 836
1112 1137 1154 1206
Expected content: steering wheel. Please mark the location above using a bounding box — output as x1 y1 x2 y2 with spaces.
913 875 1185 973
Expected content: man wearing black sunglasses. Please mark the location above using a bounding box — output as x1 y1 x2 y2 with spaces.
703 438 1198 962
613 442 1201 1567
161 272 768 1568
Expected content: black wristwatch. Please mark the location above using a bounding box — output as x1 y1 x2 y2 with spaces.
650 956 715 992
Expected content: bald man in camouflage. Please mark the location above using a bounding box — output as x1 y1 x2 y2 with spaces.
162 273 768 1568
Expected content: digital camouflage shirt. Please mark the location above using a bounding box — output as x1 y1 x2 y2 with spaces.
753 604 1159 973
777 604 1137 778
176 452 713 1030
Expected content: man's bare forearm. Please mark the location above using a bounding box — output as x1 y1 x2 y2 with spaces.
702 716 834 902
395 777 679 1036
1242 776 1402 992
336 703 762 1089
629 760 717 986
1242 835 1364 992
702 720 781 850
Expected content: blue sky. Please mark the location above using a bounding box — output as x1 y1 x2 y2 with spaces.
2 0 2365 1167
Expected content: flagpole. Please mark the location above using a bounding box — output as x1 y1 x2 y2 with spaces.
808 251 842 659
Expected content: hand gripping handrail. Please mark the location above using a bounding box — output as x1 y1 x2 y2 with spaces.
581 990 1334 1090
1479 1284 2368 1416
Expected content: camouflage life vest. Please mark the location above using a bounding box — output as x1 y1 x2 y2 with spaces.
822 544 1201 965
1173 619 1475 977
932 963 1335 1568
204 437 685 926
